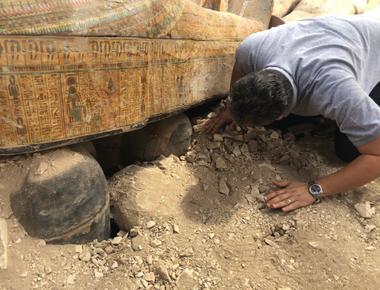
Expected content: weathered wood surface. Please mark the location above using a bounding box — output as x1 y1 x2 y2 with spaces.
0 0 271 154
195 0 229 11
170 0 267 41
227 0 274 28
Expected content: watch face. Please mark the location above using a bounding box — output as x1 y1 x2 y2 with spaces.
310 184 322 194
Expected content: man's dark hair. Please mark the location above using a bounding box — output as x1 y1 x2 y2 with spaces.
230 69 293 126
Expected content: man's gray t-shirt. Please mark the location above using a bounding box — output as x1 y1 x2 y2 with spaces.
236 15 380 147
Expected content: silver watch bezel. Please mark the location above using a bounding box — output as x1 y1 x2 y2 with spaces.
308 182 323 201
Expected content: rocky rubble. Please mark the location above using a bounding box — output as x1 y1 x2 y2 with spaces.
101 112 379 288
1 111 380 289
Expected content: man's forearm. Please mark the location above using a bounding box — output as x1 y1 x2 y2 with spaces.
230 63 242 91
318 154 380 196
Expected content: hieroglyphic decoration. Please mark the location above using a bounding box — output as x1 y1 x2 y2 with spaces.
0 36 237 153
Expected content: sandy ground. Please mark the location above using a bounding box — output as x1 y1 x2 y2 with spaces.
1 114 380 290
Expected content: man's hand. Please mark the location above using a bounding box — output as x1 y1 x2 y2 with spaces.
205 109 234 134
265 181 316 212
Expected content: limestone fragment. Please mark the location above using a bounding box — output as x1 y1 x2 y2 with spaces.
129 228 139 238
179 248 194 258
264 238 278 247
177 269 197 289
154 261 171 282
111 236 123 245
146 220 156 229
215 156 227 170
94 270 103 279
213 134 224 142
232 145 242 157
365 224 376 233
150 239 162 248
185 151 197 163
218 178 230 195
79 249 91 262
354 201 376 218
67 274 76 285
270 131 280 139
131 236 144 251
308 241 320 249
75 245 83 253
144 272 156 283
173 224 180 234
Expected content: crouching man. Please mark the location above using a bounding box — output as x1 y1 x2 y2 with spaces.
206 15 380 212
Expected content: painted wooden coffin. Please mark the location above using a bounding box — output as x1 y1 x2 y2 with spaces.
0 0 272 155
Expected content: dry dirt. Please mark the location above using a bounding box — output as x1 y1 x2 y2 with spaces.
1 113 380 290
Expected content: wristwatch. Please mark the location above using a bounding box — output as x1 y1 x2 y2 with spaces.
308 181 323 203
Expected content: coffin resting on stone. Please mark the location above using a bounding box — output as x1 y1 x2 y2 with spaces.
0 0 272 155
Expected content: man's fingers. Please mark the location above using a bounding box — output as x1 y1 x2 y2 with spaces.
205 117 223 134
210 118 225 134
282 201 302 212
273 181 290 188
204 118 218 133
269 195 296 209
266 192 293 207
265 189 287 201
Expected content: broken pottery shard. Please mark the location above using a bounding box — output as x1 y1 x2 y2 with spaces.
0 218 8 269
219 178 230 195
354 201 376 219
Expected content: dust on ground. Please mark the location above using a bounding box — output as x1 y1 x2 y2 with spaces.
0 113 380 290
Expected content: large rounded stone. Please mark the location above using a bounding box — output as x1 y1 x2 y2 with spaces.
109 156 188 230
10 148 110 244
123 114 193 162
